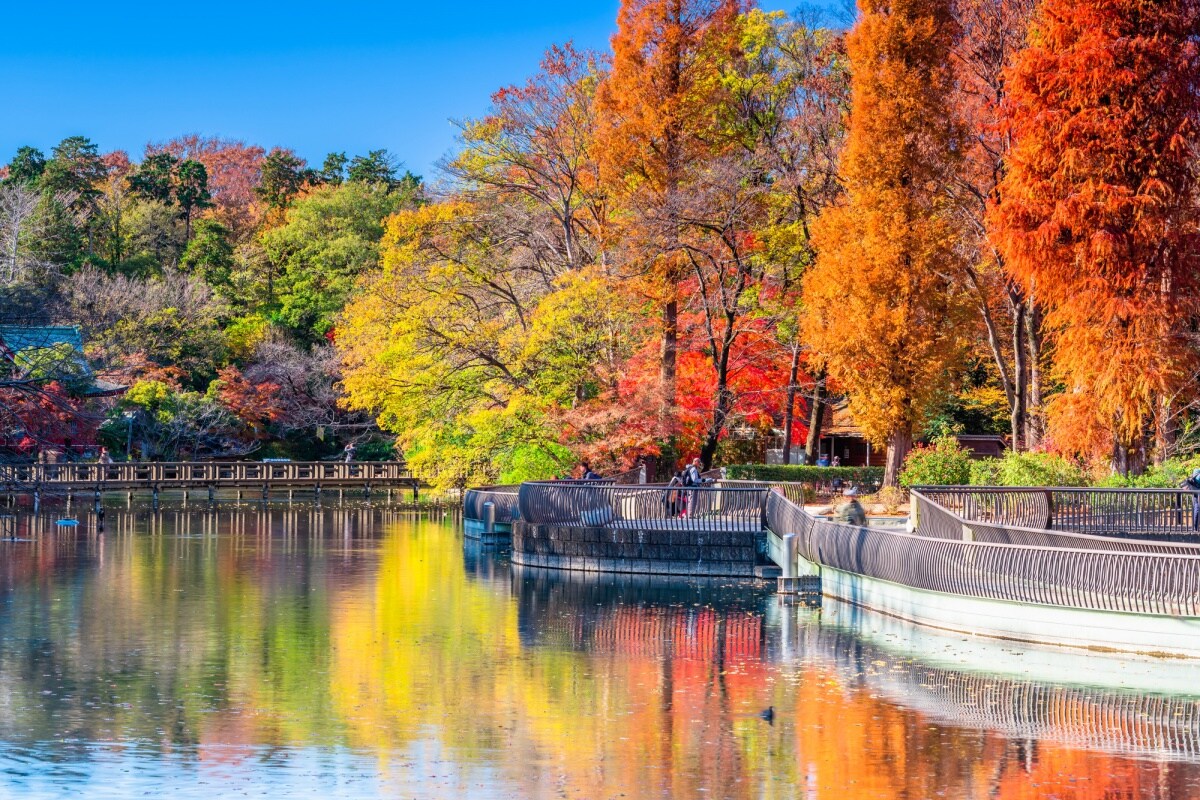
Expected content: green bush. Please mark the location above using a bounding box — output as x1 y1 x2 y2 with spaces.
984 451 1088 487
899 435 972 487
967 458 1001 486
725 463 884 485
1095 455 1200 488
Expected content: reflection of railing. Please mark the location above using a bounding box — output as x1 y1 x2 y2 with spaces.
766 491 1200 616
519 482 767 532
806 621 1200 762
918 486 1200 536
462 486 521 524
0 461 414 491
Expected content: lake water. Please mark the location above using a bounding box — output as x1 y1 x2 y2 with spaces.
0 503 1197 798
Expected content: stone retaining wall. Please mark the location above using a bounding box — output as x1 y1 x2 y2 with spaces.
512 521 763 577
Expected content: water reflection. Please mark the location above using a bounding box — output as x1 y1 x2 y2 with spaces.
0 506 1193 798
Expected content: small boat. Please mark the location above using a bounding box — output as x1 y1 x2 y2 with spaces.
54 518 79 527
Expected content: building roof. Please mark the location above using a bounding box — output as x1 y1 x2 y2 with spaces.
0 326 85 356
0 325 125 396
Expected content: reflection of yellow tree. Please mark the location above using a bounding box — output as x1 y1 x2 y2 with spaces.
330 525 783 798
0 512 1195 798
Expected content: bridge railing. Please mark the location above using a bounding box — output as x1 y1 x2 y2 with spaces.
917 486 1200 536
518 481 767 532
462 486 521 523
766 490 1200 616
911 490 1200 554
0 461 412 489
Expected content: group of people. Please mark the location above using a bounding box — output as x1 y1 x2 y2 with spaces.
663 458 708 518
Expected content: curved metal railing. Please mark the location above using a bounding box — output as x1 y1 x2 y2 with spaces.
518 481 767 532
766 490 1200 616
918 486 1200 536
911 491 1200 554
462 485 520 524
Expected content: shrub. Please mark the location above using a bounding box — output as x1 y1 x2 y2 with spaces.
988 451 1088 487
1095 455 1200 488
725 464 884 485
899 435 972 487
967 458 1001 486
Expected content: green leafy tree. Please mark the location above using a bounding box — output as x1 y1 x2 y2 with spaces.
3 147 46 186
256 149 309 211
260 181 411 341
346 149 398 186
128 152 179 203
181 219 234 290
174 159 212 241
41 136 107 200
320 152 348 185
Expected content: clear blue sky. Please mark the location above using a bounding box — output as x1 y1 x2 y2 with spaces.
3 0 839 178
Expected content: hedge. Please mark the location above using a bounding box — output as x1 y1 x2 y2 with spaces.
725 464 885 484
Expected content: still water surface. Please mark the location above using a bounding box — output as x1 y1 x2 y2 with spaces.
0 504 1196 798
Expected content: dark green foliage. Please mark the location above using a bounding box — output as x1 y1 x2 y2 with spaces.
347 149 399 186
4 146 46 185
181 220 234 290
128 152 179 203
320 152 348 185
41 136 107 200
175 159 212 239
256 149 309 210
725 463 885 484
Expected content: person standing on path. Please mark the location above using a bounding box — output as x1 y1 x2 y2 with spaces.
1185 468 1200 530
834 486 867 527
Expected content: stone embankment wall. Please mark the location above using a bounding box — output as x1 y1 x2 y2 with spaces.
512 521 762 576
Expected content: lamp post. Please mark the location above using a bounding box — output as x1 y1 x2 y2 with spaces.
123 411 135 461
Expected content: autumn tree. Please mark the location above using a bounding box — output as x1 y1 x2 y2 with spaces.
949 0 1038 449
802 0 969 487
991 0 1200 473
595 0 744 424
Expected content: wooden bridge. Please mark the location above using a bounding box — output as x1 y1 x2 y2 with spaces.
0 461 419 504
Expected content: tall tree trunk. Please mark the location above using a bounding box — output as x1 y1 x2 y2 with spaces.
804 371 827 464
1024 302 1044 447
1010 298 1027 450
661 295 678 419
781 345 801 465
1155 395 1174 465
883 427 912 489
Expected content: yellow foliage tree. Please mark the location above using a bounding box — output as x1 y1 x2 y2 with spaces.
801 0 970 487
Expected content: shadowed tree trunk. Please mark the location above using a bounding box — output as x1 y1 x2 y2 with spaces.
804 371 827 464
781 345 801 464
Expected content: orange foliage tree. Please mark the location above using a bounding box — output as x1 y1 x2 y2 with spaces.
595 0 744 425
802 0 970 487
991 0 1200 473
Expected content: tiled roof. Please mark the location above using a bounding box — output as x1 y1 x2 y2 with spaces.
0 326 84 355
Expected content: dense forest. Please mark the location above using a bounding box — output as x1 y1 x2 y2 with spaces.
4 0 1200 490
0 135 422 462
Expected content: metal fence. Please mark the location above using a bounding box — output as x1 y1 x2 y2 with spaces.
918 486 1200 536
766 490 1200 616
716 479 811 505
0 461 413 491
911 491 1200 554
462 486 521 524
518 481 767 532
